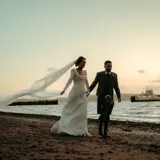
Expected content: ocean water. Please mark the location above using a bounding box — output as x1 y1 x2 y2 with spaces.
0 100 160 123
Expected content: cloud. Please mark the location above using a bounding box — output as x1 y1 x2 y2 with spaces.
150 79 160 83
137 69 146 73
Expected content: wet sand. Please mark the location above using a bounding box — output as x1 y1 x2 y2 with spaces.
0 112 160 160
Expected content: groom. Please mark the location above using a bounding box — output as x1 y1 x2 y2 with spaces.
89 60 121 138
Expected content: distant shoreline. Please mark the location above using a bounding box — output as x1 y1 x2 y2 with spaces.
12 93 135 102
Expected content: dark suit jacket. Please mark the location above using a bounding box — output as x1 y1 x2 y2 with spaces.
89 71 121 100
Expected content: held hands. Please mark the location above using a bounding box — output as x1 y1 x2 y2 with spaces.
86 91 90 97
60 90 65 95
61 90 90 96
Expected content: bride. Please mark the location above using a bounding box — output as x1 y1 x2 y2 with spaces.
50 56 91 136
0 56 91 136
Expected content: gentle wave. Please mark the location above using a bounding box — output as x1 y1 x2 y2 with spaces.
0 100 160 123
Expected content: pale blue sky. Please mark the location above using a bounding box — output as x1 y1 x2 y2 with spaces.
1 0 160 94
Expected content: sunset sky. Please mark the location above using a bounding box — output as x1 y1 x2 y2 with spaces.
1 0 160 95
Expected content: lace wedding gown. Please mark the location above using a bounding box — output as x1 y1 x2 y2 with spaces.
50 68 91 136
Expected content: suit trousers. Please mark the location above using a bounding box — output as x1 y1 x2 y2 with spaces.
97 95 114 134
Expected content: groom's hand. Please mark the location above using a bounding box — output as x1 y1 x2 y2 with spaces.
118 98 121 102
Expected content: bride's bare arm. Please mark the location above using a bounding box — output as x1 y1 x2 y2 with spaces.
62 69 75 93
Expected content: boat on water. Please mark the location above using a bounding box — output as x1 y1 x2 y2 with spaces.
130 89 160 102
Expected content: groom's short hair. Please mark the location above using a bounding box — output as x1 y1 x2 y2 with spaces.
104 60 112 65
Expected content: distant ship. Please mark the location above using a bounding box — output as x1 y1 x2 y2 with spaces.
130 89 160 102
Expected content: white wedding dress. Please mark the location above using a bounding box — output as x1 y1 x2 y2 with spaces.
50 68 91 136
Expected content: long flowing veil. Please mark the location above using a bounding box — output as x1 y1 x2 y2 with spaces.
0 60 76 107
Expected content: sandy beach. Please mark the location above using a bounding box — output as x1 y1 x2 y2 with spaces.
0 112 160 160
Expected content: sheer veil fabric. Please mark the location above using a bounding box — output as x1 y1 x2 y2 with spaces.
0 60 76 107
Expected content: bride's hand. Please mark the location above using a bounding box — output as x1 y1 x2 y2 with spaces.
60 90 65 95
86 91 90 97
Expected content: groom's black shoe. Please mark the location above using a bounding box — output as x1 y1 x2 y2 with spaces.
103 128 110 139
103 132 110 139
103 133 108 139
98 130 103 136
98 128 103 138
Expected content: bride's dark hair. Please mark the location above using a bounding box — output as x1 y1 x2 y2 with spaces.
75 56 86 66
